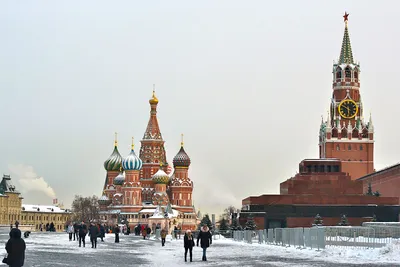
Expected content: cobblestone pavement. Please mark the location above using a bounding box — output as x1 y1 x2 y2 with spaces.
0 231 399 267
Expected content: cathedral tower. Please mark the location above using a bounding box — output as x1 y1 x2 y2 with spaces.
319 13 374 179
139 88 168 202
170 134 193 207
103 133 123 200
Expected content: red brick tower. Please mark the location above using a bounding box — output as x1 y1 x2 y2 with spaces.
139 88 168 202
319 12 374 180
170 134 193 207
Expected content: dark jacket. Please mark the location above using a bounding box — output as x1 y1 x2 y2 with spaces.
160 230 167 239
88 225 99 238
197 226 212 248
99 225 105 236
184 233 195 248
78 224 87 236
5 228 26 267
114 226 120 234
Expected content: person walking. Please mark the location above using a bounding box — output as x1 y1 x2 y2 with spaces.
99 224 105 242
114 224 120 243
184 229 195 262
89 222 99 248
67 222 74 241
73 222 79 241
160 229 167 246
78 221 87 247
4 228 26 267
197 225 212 261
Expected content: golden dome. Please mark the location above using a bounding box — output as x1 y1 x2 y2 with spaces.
149 90 159 105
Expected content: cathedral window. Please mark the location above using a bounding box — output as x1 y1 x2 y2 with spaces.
336 71 342 79
345 67 351 78
348 145 352 150
336 144 340 151
354 71 358 79
360 145 363 150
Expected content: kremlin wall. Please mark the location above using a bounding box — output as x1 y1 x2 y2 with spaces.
239 14 400 229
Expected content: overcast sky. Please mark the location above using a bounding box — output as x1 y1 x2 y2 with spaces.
1 1 399 216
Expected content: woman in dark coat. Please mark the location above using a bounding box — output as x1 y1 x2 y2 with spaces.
184 230 195 262
197 225 212 261
5 228 26 267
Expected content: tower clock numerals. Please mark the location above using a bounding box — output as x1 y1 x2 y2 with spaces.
338 99 358 119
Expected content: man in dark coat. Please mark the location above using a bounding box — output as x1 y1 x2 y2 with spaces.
5 228 26 267
78 221 87 247
197 225 212 261
88 223 99 248
99 224 105 242
184 230 195 262
114 224 120 243
73 222 79 241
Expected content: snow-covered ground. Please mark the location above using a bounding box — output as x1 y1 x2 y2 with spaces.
0 230 399 266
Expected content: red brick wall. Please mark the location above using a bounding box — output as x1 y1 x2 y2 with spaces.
242 194 399 206
287 217 372 228
361 165 400 204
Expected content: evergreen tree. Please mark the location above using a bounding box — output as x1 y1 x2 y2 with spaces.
366 182 373 196
219 218 229 231
230 218 242 231
244 217 257 230
313 214 323 226
199 214 213 230
374 191 381 197
338 214 349 226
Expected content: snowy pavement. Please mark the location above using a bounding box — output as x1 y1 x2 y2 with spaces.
0 230 399 267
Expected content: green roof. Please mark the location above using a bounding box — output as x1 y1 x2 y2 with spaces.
339 22 354 64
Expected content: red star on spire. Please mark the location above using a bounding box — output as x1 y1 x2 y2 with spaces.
343 12 349 22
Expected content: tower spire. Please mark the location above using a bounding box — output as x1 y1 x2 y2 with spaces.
114 132 118 147
181 133 184 147
131 137 134 150
339 12 354 64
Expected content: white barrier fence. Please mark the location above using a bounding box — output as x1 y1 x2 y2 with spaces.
233 226 400 249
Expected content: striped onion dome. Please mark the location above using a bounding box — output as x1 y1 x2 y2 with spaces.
152 167 169 184
113 172 125 185
98 194 111 206
104 146 123 171
173 146 191 168
122 148 143 171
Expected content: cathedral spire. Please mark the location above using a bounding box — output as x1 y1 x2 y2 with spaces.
143 87 163 140
339 12 354 64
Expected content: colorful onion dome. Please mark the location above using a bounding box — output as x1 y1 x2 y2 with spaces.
149 89 159 105
122 138 143 170
104 134 123 171
98 193 111 206
113 172 125 185
173 134 191 168
152 165 169 184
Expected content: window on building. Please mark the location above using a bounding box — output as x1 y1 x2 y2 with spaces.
345 67 351 78
327 165 332 172
336 71 342 79
336 144 340 151
348 145 352 150
354 71 358 79
360 145 363 150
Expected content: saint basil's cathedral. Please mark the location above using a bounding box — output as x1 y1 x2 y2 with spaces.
98 91 198 231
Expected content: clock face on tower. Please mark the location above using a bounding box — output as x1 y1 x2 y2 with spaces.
338 99 358 119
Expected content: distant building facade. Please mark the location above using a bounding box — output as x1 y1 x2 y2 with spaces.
0 174 71 231
98 91 197 231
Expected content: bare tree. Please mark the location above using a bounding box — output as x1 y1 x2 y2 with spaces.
71 195 100 222
223 205 237 220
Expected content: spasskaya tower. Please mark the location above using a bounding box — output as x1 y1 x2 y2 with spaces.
319 12 374 179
